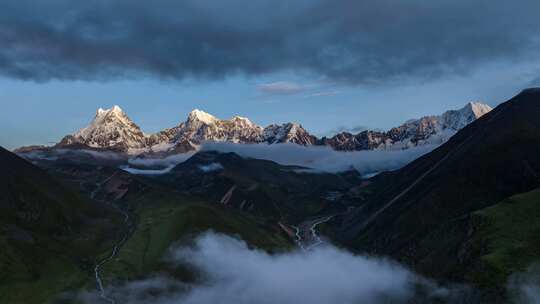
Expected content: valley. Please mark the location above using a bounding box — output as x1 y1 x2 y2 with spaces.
2 89 540 303
292 216 334 250
2 2 540 303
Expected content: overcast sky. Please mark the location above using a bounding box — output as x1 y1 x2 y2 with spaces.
1 0 540 149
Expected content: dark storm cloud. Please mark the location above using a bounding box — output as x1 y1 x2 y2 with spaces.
1 0 540 83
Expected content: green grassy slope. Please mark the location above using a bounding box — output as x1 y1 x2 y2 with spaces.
11 158 294 302
469 188 540 287
100 189 292 285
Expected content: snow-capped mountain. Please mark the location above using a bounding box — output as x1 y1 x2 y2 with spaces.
146 109 314 148
26 102 491 155
322 102 492 151
53 107 315 153
58 105 147 151
175 109 264 144
263 123 318 145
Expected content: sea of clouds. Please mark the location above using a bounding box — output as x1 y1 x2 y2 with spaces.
19 142 437 175
508 264 540 303
199 142 436 174
75 232 476 304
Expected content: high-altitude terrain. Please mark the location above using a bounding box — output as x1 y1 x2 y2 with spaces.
4 89 540 304
335 88 540 300
0 148 294 303
18 102 491 157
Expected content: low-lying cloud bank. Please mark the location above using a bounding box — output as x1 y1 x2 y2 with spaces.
200 142 436 174
76 232 474 304
18 143 435 175
121 142 434 175
121 152 196 174
120 164 177 175
198 162 224 172
20 148 125 161
508 264 540 303
127 152 195 168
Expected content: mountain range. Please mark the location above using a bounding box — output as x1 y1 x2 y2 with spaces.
20 102 492 155
3 89 540 304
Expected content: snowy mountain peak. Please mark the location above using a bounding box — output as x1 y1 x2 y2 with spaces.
49 101 489 155
231 115 251 123
439 102 492 131
187 109 218 124
324 102 493 151
288 122 302 130
230 116 259 129
62 105 147 151
96 105 124 116
111 104 124 113
465 102 492 118
262 122 317 145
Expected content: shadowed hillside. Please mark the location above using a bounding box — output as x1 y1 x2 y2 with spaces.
339 89 540 292
0 147 121 303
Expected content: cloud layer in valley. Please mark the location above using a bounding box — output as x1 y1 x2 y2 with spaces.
17 142 434 175
76 232 473 304
508 264 540 303
2 0 540 83
200 142 435 174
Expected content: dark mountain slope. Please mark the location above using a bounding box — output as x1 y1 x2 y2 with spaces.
160 151 359 223
0 147 116 230
0 147 120 303
27 157 292 295
339 89 540 284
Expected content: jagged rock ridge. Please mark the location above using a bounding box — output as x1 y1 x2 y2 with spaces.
33 102 492 154
321 102 492 151
58 106 147 152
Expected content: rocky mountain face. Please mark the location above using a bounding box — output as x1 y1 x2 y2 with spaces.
57 106 147 152
31 102 491 155
322 102 492 151
263 123 318 145
52 107 318 153
174 110 265 144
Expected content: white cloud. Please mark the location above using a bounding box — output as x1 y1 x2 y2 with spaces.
19 142 433 176
117 152 196 175
508 264 540 303
77 232 470 304
111 142 433 176
19 148 126 161
127 152 195 168
308 90 340 97
258 81 305 95
120 164 176 175
200 142 435 174
198 162 224 172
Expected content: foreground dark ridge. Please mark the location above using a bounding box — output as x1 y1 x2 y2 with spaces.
338 88 540 296
0 147 121 303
